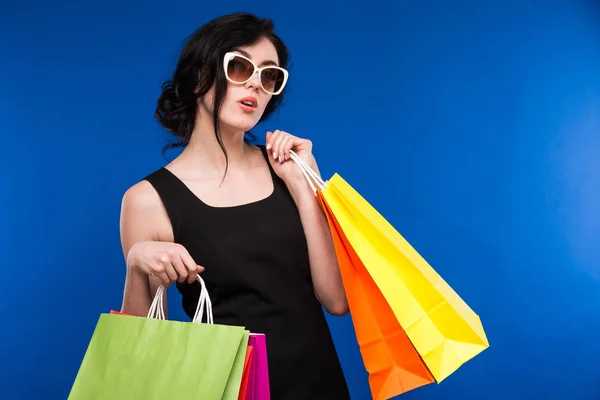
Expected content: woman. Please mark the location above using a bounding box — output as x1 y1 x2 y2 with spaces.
119 12 351 400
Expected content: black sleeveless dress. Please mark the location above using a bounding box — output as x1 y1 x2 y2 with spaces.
143 145 351 400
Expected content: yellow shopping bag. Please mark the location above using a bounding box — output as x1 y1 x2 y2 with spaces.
290 152 489 383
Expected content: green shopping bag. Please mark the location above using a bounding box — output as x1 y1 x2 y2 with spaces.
68 276 250 400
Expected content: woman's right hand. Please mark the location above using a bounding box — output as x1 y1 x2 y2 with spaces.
126 241 204 286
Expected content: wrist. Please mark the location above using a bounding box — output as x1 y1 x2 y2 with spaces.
285 178 316 206
126 263 146 282
125 243 143 272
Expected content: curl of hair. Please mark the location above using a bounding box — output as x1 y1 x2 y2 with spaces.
154 12 290 175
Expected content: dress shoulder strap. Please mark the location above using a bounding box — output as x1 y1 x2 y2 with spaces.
143 167 194 241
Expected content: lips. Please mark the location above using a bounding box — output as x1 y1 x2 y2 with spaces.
238 96 258 108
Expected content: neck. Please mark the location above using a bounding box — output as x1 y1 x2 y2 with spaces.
179 110 251 172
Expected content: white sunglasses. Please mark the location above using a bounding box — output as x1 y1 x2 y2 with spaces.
223 52 289 95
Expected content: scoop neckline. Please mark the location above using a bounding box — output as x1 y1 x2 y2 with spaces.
160 145 277 210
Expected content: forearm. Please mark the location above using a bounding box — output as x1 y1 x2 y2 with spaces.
121 267 153 316
286 179 349 316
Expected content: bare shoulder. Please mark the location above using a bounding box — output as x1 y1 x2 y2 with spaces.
120 179 173 248
121 180 164 213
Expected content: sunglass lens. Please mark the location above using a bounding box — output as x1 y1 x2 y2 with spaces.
227 56 253 83
260 68 285 93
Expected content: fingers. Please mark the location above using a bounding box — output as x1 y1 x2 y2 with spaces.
153 251 182 286
180 249 203 284
161 256 179 283
149 255 174 286
171 255 188 283
151 262 172 286
141 243 204 287
267 130 280 158
267 130 300 163
277 135 291 163
156 271 172 287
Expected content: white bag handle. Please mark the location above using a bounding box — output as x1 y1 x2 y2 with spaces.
147 275 213 324
289 150 327 194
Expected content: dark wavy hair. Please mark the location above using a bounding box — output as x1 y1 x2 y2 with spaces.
155 13 290 170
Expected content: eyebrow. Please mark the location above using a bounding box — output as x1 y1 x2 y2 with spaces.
233 48 278 67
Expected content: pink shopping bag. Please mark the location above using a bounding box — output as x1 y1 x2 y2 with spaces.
245 333 270 400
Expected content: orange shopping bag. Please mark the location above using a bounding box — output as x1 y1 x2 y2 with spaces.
317 192 434 399
290 151 489 385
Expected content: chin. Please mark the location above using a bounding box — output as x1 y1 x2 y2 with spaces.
220 116 260 134
220 107 264 133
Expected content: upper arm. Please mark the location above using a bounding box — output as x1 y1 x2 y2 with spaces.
120 180 172 257
120 180 173 311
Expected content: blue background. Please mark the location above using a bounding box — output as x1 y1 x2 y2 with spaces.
2 0 600 399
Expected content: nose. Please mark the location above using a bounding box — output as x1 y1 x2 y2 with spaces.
244 70 261 92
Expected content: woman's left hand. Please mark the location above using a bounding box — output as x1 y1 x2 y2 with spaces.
265 130 315 186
